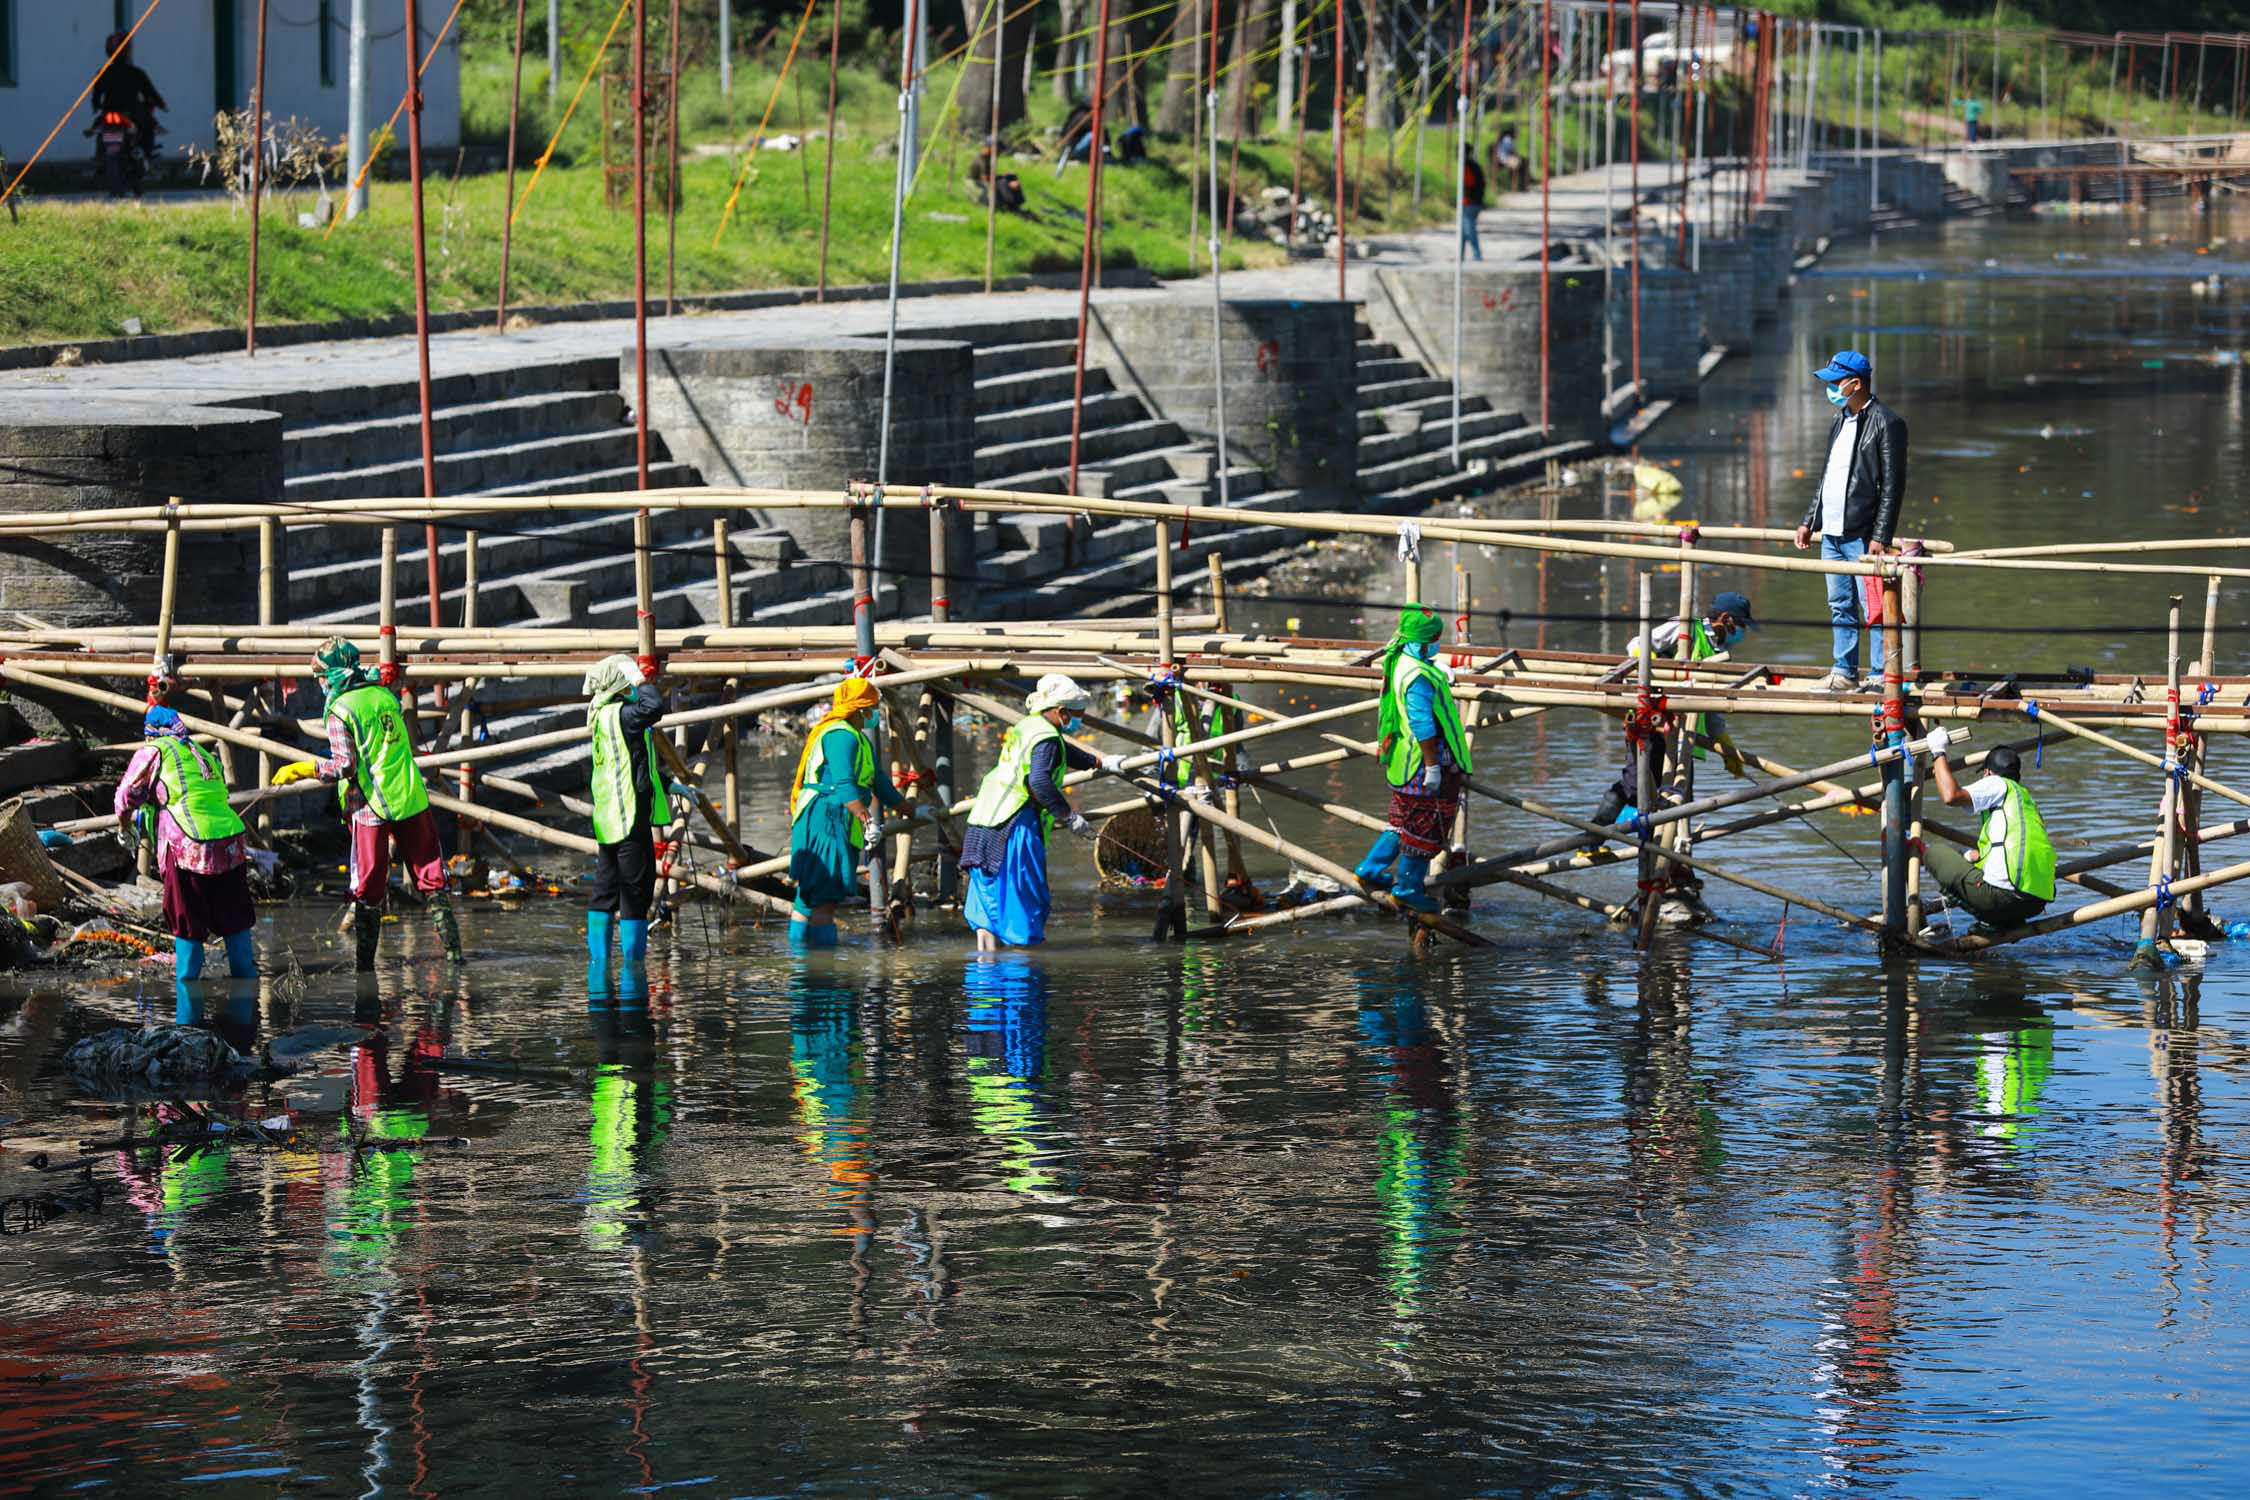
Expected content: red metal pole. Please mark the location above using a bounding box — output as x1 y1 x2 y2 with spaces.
246 0 269 356
1066 0 1117 497
666 0 682 315
1628 0 1640 396
1540 0 1551 430
404 0 442 632
633 0 650 491
497 0 528 330
1334 0 1347 300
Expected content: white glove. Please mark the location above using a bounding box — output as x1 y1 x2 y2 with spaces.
1099 754 1127 774
862 820 885 851
1412 764 1445 796
1064 811 1093 838
1921 726 1953 756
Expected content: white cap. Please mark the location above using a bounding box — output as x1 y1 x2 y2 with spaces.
1026 672 1090 715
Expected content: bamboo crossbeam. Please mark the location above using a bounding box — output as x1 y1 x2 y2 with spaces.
2020 701 2250 812
1943 851 2250 955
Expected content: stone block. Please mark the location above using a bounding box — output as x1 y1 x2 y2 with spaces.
0 740 80 796
520 577 589 620
1366 265 1608 442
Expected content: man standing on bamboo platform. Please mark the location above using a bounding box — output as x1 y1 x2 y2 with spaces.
1794 349 1907 693
1353 606 1471 913
583 654 674 965
959 673 1123 952
114 706 256 981
788 677 929 949
1915 735 2055 935
272 639 463 971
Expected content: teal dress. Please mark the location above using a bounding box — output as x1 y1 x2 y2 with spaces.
788 724 905 915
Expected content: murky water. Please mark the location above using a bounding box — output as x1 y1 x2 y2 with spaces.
7 209 2250 1496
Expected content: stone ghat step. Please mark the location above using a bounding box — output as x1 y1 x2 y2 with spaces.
282 429 688 505
282 389 628 480
1358 407 1516 467
1355 390 1517 442
972 388 1146 447
1356 375 1454 413
216 356 620 429
973 361 1111 416
1356 422 1550 498
970 337 1084 383
972 416 1190 484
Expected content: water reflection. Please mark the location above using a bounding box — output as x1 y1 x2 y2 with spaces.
963 957 1064 1197
1355 975 1465 1323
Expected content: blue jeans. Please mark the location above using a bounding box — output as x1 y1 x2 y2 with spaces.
1820 534 1883 675
1461 206 1482 261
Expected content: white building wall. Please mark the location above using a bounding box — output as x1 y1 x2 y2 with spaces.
0 1 460 168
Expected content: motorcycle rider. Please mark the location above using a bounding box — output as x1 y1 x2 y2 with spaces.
92 32 167 167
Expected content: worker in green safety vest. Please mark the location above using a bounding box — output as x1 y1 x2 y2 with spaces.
582 654 675 966
1157 688 1224 789
113 704 258 981
786 676 926 948
1352 605 1472 913
958 673 1123 952
1917 735 2056 935
272 637 462 971
1591 591 1757 833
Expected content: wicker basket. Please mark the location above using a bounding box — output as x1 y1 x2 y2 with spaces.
1094 805 1169 887
0 796 71 912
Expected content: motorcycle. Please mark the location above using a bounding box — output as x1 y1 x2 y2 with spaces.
88 110 144 198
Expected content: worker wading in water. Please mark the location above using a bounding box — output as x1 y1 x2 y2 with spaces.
114 706 257 979
1914 734 2055 936
787 677 928 948
583 654 675 965
1353 606 1473 913
958 673 1124 951
273 638 463 970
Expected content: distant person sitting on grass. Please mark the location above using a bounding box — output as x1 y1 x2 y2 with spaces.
972 145 1026 213
1055 99 1105 175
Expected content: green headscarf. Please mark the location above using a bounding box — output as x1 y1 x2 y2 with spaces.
1376 605 1445 749
313 637 373 703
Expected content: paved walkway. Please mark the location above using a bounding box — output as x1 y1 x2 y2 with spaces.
1 160 1749 412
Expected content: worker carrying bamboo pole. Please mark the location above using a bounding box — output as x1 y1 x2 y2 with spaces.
271 638 463 970
787 677 927 949
958 673 1123 952
1351 607 1472 914
1913 733 2055 936
113 706 257 982
583 654 675 965
1590 589 1758 832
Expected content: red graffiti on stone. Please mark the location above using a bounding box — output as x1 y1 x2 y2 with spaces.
775 382 815 426
1255 339 1282 378
1480 287 1516 313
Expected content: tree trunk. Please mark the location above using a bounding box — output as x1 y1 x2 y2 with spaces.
1360 0 1394 130
1225 0 1279 139
1153 0 1210 136
956 0 1036 137
1056 0 1086 100
1102 4 1146 129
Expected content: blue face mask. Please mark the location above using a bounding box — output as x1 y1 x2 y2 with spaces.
1064 714 1084 734
1727 626 1747 648
1824 383 1849 408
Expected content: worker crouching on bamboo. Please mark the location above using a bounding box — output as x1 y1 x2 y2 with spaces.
959 673 1122 952
1915 734 2055 936
114 706 256 980
272 638 462 971
1591 590 1758 830
787 677 923 948
1353 606 1473 913
584 654 674 964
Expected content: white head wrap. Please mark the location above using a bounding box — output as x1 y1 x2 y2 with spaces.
1025 672 1090 715
583 652 645 707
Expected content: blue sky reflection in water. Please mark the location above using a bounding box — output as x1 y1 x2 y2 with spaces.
6 210 2250 1496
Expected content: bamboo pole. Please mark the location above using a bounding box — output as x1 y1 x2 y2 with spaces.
1880 570 1907 936
256 515 277 841
1945 850 2250 955
2139 595 2186 956
1154 518 1191 937
151 499 182 692
1633 573 1664 947
2024 699 2250 812
714 517 740 842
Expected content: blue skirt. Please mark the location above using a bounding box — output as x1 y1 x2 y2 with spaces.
964 818 1050 946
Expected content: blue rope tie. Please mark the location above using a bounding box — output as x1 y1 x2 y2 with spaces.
2157 875 2176 911
1155 747 1178 783
2200 681 2219 707
1630 813 1654 843
2024 700 2041 717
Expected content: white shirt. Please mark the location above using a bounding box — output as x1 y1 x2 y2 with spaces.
1968 774 2015 890
1817 407 1860 537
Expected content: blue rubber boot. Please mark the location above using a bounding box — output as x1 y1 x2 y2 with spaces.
173 937 206 980
1354 829 1401 889
620 918 650 964
810 923 839 948
1392 854 1438 913
788 918 815 948
222 929 257 978
587 910 614 962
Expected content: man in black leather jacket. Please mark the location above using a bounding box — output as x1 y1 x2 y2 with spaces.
1793 350 1908 691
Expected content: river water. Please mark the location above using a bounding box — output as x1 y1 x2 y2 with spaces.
5 208 2250 1497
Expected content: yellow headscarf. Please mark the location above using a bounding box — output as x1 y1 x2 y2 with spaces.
789 678 883 808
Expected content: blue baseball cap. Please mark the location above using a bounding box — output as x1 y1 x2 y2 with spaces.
1814 349 1872 383
1711 591 1758 630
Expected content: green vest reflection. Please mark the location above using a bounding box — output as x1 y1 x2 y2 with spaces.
964 959 1064 1196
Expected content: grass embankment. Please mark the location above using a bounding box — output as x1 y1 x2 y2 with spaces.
0 43 1463 347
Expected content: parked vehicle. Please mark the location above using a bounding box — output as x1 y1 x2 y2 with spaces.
1597 31 1734 83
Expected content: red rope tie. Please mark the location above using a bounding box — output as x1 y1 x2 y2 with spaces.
1677 522 1700 546
636 654 660 682
932 596 951 610
852 596 874 614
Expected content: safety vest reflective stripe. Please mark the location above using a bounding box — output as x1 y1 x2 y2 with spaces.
966 715 1062 833
1381 654 1475 787
1974 779 2057 901
590 702 677 844
327 685 430 822
153 737 245 842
